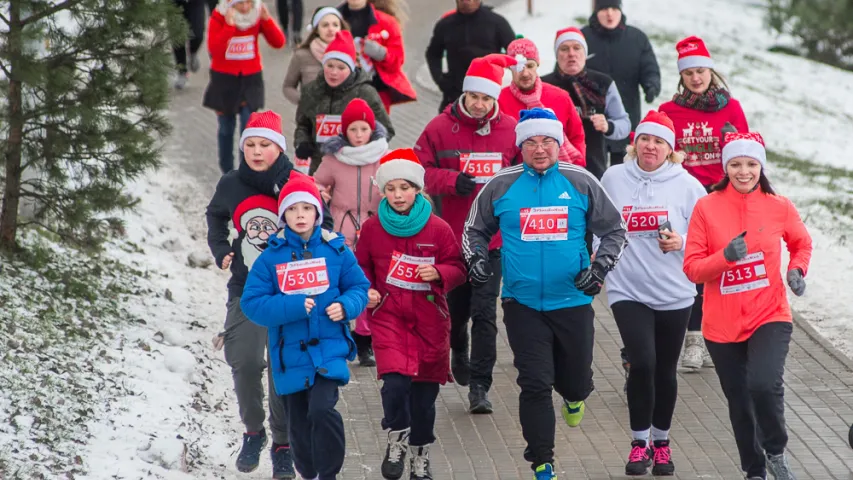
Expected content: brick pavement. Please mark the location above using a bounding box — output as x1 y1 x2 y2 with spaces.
164 1 853 478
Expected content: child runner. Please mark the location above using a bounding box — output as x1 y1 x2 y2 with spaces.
355 148 467 480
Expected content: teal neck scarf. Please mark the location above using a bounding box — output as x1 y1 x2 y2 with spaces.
378 194 432 238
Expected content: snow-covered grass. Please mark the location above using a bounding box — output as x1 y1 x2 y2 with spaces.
499 0 853 358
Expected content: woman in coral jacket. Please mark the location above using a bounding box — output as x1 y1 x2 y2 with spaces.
204 0 286 174
658 35 749 370
683 131 811 480
338 0 417 112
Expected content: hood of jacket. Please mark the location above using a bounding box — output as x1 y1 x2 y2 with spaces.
624 158 687 202
321 121 389 156
268 226 345 251
587 12 628 37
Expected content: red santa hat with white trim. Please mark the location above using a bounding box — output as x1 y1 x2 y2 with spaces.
375 148 425 192
462 54 518 99
277 171 324 228
554 27 587 56
634 110 676 150
722 132 766 172
676 36 715 72
240 111 287 152
322 30 357 72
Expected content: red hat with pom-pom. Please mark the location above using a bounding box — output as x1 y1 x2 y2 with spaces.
463 54 518 99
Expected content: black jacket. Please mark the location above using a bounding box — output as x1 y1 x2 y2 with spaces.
425 5 515 101
206 153 334 300
582 14 660 150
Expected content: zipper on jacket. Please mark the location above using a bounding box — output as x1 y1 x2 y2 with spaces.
539 175 545 311
357 166 362 231
371 293 389 315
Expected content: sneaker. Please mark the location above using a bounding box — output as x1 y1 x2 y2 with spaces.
766 452 797 480
189 53 200 73
651 439 675 476
451 348 470 387
625 439 652 475
702 347 714 368
533 463 557 480
681 332 703 371
620 347 630 393
409 444 432 480
235 429 267 473
561 399 585 427
468 384 493 414
381 428 410 479
270 445 296 479
174 72 189 90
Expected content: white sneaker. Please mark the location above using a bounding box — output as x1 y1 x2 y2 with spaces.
174 72 188 90
681 332 703 371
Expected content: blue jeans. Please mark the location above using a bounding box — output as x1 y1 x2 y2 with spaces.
217 104 251 174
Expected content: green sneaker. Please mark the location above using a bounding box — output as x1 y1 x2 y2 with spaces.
534 462 557 479
561 400 585 427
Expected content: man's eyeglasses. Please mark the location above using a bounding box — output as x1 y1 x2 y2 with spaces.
522 139 558 151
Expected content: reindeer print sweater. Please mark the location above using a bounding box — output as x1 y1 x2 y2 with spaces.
659 99 748 188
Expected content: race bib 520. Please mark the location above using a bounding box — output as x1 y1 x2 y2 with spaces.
622 205 668 238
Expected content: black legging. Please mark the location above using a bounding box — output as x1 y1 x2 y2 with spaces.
173 0 206 73
276 0 304 34
612 301 691 432
688 282 704 331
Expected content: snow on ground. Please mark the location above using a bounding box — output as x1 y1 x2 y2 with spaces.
494 0 853 358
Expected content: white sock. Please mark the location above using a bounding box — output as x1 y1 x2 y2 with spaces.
631 429 650 444
651 426 669 442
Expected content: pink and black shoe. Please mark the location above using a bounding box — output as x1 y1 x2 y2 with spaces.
652 439 675 476
625 439 653 475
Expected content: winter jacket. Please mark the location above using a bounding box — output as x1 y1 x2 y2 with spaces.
498 83 587 163
314 124 389 247
463 162 627 311
425 5 515 106
355 214 467 383
582 14 661 154
683 184 812 343
294 69 395 174
542 68 631 179
597 159 705 310
203 8 285 114
338 3 417 106
241 226 370 396
658 98 749 188
415 101 521 250
282 48 322 105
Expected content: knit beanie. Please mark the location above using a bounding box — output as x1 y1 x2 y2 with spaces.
508 37 540 65
722 132 766 172
463 54 518 99
375 148 425 192
323 30 356 72
676 36 715 72
277 171 324 228
594 0 622 11
311 6 342 28
341 98 376 132
240 111 287 152
515 108 565 147
634 110 676 151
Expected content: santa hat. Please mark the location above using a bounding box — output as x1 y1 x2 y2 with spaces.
233 195 278 233
722 132 766 172
240 111 286 152
375 148 425 192
554 27 587 56
508 37 539 65
515 108 565 147
322 30 356 72
594 0 622 11
676 36 714 72
341 98 375 132
634 110 676 150
277 171 324 228
311 6 342 28
462 54 518 99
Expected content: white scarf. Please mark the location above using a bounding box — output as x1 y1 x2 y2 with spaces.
334 138 389 167
217 0 261 30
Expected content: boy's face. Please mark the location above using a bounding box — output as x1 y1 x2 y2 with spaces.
242 136 281 172
284 202 317 234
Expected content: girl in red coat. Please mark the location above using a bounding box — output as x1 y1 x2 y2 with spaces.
355 148 466 480
658 35 749 371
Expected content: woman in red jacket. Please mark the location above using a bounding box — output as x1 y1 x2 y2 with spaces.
338 0 417 112
659 35 749 370
204 0 286 174
683 132 811 480
356 148 466 480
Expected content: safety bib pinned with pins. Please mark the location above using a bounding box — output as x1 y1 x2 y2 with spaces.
720 252 769 295
315 115 342 143
461 152 502 184
520 206 568 241
277 258 330 296
622 205 669 238
386 251 434 291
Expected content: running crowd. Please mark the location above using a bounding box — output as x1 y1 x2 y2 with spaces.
195 0 816 479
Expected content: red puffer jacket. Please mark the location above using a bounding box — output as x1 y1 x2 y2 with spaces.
355 214 467 383
355 5 417 106
415 102 521 250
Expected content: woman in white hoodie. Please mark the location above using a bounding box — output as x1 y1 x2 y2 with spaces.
595 110 706 477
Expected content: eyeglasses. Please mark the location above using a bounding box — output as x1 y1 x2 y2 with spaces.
522 139 558 151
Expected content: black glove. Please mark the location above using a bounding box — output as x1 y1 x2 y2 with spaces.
787 268 806 296
644 87 659 104
295 143 315 160
467 251 492 288
723 231 748 262
455 172 476 196
574 262 607 296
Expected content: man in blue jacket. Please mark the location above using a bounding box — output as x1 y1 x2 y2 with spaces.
462 108 627 480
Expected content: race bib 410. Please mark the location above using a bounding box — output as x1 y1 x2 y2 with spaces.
520 206 569 241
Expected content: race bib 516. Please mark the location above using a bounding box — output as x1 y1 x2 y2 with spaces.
461 152 502 184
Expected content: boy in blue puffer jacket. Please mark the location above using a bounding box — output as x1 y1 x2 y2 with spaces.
241 170 369 480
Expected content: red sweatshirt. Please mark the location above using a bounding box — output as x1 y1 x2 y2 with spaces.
659 98 748 187
207 9 285 76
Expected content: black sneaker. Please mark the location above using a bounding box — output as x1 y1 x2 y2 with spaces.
381 428 409 479
451 349 470 386
651 439 675 476
353 332 376 367
409 444 432 480
236 429 267 473
625 439 652 476
270 444 296 479
468 384 493 414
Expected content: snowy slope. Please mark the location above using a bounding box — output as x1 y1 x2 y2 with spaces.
499 0 853 357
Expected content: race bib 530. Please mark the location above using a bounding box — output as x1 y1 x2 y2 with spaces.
277 258 330 296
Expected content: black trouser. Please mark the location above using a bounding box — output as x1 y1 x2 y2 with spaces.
173 0 206 73
612 301 691 432
688 283 704 331
284 376 345 480
439 88 462 113
502 300 595 470
447 249 502 390
705 322 792 479
205 0 217 13
380 373 441 446
275 0 303 35
608 149 627 167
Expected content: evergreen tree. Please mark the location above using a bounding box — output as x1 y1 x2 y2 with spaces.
0 0 186 251
767 0 853 70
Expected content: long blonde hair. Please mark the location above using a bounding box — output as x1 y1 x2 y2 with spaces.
371 0 408 25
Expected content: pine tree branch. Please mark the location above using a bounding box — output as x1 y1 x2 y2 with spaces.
21 0 86 27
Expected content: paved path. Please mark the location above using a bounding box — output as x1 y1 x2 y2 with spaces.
165 1 853 478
